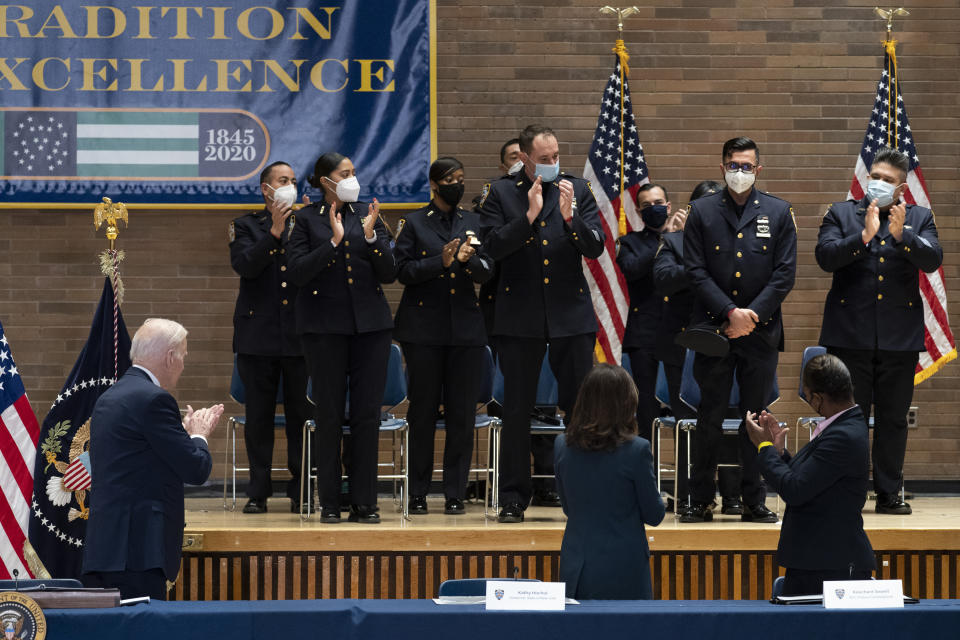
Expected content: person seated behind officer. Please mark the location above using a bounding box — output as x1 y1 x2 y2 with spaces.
555 364 665 600
680 136 797 524
654 180 742 515
394 157 493 516
745 354 876 596
616 183 672 444
229 160 312 515
815 146 942 516
479 123 606 523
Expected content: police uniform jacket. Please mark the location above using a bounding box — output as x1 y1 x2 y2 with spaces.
683 188 797 354
393 202 493 346
652 230 695 366
285 200 396 335
478 171 606 338
229 209 302 357
815 196 942 352
616 227 662 352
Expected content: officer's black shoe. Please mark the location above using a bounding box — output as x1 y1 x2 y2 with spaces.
242 498 267 514
409 496 429 515
319 507 341 523
498 503 525 523
678 501 713 523
531 491 562 507
444 498 465 515
876 495 912 515
720 498 744 516
348 504 381 524
741 503 778 523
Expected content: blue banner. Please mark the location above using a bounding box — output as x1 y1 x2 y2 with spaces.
0 1 434 206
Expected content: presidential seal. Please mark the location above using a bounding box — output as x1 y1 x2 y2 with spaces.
0 592 47 640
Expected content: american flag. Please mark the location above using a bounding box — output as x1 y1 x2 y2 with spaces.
0 320 41 579
847 41 956 383
582 55 650 364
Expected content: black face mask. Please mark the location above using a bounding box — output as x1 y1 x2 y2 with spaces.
437 182 465 208
640 203 669 229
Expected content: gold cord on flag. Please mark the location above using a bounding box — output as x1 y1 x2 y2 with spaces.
614 39 629 237
884 38 898 149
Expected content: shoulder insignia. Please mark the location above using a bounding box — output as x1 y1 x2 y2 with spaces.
228 221 235 243
479 183 491 208
789 206 798 233
396 217 406 236
586 180 595 197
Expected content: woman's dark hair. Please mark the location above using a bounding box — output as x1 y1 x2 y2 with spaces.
429 157 463 184
308 151 347 188
688 180 723 203
565 364 638 452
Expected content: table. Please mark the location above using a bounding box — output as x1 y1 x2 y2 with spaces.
44 598 960 639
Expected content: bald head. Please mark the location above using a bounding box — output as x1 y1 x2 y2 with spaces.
130 318 188 390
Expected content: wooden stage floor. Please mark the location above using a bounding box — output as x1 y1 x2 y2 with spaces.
175 496 960 601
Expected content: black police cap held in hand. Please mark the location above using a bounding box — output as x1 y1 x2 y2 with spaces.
675 321 730 358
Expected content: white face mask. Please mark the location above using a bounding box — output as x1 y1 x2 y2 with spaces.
266 183 297 209
724 170 755 194
507 160 523 175
326 175 361 202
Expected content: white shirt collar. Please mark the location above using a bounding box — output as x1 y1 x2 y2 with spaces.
132 364 161 387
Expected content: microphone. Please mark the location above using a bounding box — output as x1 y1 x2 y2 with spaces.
12 568 18 591
512 566 519 581
848 562 855 579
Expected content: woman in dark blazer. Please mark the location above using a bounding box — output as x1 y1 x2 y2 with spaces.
554 363 665 599
394 157 493 515
286 151 396 524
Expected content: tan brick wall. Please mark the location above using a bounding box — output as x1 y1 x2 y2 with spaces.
2 1 958 484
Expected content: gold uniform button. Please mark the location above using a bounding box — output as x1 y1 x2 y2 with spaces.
905 247 911 252
840 299 845 304
345 253 351 259
736 251 743 258
282 299 288 305
908 301 913 307
579 288 584 293
735 271 741 278
633 307 639 312
487 295 493 300
348 278 354 284
543 259 549 266
450 288 456 295
663 296 669 302
281 281 287 287
450 273 456 279
347 266 352 272
541 221 546 227
280 265 286 272
542 239 549 246
419 301 423 306
248 310 253 316
313 290 318 295
737 233 743 239
879 257 885 263
878 275 883 281
763 245 767 251
877 294 883 300
344 241 350 247
422 250 427 256
715 245 720 251
505 286 511 292
880 240 885 246
280 248 285 254
544 277 550 284
732 290 738 296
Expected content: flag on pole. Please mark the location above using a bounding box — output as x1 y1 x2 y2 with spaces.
0 321 41 579
847 39 956 384
582 47 650 364
28 278 131 578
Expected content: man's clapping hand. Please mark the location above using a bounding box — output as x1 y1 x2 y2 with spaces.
184 404 224 439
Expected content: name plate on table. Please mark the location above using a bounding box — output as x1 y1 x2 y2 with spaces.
823 580 904 609
485 581 566 611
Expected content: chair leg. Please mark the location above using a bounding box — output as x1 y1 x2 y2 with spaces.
230 419 238 511
223 419 232 510
402 424 410 520
299 421 313 521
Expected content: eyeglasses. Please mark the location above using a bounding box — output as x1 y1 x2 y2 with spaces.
724 162 758 173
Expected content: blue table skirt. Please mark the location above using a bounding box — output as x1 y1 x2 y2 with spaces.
44 598 960 640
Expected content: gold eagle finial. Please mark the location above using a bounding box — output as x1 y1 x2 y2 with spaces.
93 197 129 249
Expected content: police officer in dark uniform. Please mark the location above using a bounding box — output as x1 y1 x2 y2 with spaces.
681 137 797 524
617 183 670 443
229 161 311 514
479 124 606 523
286 151 396 524
395 157 493 516
816 146 942 515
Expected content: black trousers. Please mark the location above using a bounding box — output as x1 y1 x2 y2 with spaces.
782 567 873 597
690 348 778 506
497 333 595 506
625 348 659 442
403 342 484 499
83 568 167 600
828 347 918 497
663 361 740 505
301 330 392 509
236 354 311 500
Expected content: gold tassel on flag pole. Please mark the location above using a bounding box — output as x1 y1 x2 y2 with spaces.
600 6 639 237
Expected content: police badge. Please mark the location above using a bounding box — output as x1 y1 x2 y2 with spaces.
756 215 771 238
494 589 505 600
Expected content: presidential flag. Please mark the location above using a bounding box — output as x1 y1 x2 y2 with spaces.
0 321 41 579
582 50 650 364
28 278 131 578
847 40 956 384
